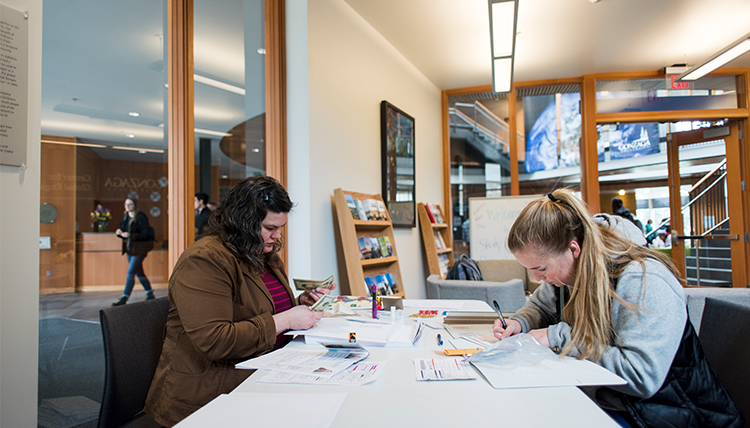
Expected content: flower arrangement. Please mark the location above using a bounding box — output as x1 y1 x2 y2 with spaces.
91 205 111 231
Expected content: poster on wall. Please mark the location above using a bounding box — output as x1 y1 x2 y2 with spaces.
523 93 581 173
0 4 29 167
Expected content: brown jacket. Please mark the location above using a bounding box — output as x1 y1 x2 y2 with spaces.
144 235 296 427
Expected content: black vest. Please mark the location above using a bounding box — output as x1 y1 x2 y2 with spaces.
619 319 743 428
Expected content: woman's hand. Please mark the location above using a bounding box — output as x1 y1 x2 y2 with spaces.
528 328 550 347
298 283 338 306
115 228 124 237
273 305 324 334
119 231 129 238
493 318 522 339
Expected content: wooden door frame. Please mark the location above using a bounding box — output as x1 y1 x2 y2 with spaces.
668 122 748 288
167 0 287 269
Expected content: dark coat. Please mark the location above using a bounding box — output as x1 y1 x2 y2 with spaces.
620 319 744 427
118 211 153 256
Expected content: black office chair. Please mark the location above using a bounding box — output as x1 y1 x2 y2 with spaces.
98 297 170 428
699 297 750 426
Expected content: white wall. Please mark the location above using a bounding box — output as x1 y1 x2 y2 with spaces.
0 0 42 426
287 0 443 298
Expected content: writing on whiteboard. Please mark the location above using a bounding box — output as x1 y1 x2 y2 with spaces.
469 195 540 261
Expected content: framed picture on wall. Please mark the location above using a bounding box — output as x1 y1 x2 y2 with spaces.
380 101 416 228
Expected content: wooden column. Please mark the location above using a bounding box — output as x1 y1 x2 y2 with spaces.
666 132 686 282
508 88 519 195
265 0 288 264
739 71 750 287
441 90 453 244
724 121 748 288
579 76 600 213
167 0 195 270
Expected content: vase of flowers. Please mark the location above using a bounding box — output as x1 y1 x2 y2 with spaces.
91 204 111 232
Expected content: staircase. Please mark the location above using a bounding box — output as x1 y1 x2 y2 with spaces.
449 102 513 170
681 160 734 287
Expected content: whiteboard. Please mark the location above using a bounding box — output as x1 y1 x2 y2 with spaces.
469 195 541 260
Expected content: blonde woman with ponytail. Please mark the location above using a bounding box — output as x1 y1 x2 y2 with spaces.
493 189 741 428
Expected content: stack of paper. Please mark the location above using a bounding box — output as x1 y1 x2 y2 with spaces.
236 346 369 378
471 357 626 389
288 317 423 347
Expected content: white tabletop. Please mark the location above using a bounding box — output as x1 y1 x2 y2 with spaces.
231 299 619 428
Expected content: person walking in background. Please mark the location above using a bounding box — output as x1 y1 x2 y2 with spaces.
194 192 211 236
493 190 741 427
644 219 654 245
112 198 155 306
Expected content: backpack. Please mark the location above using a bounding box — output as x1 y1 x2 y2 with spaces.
446 254 483 281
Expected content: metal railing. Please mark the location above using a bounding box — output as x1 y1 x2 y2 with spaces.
450 102 510 153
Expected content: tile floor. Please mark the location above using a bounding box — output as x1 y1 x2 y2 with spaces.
39 289 168 322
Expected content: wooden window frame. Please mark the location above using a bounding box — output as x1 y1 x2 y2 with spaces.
167 0 287 269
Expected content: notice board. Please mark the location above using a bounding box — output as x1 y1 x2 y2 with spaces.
469 195 540 260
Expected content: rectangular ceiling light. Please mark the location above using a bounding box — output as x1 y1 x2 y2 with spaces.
489 0 519 93
194 74 246 96
677 32 750 81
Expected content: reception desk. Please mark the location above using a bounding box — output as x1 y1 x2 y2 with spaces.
75 232 169 291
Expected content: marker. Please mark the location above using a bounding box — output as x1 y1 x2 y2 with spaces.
436 333 443 346
492 300 508 330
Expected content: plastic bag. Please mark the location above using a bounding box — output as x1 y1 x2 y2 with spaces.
464 333 556 369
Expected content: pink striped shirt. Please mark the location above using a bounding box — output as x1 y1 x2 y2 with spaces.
260 269 293 350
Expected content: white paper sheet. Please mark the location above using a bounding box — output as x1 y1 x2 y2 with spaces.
258 361 387 386
174 393 347 428
235 347 368 378
472 356 626 389
414 358 478 381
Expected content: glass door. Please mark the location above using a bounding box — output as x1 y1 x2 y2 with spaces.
667 120 747 288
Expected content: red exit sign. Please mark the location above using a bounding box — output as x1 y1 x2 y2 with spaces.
669 75 692 90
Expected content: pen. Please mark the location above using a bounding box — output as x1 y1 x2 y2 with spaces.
492 300 508 330
436 333 443 346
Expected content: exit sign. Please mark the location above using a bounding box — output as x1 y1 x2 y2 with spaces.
668 75 692 90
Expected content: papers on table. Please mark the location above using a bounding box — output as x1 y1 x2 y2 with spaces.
259 361 387 386
288 317 423 347
444 323 496 340
414 358 478 381
471 356 626 389
173 392 347 428
235 346 369 378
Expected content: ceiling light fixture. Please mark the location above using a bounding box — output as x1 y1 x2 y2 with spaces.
195 128 233 137
256 48 266 55
41 139 107 148
112 146 165 153
677 32 750 81
194 74 245 96
128 112 140 117
126 134 135 138
488 0 519 93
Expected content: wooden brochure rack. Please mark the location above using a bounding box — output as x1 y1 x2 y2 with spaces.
417 202 454 278
333 188 405 297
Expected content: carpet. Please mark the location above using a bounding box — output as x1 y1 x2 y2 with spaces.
38 318 104 428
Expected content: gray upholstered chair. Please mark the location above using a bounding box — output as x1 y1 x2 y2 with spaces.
683 287 750 333
475 259 542 295
98 297 169 428
426 274 527 312
698 298 750 424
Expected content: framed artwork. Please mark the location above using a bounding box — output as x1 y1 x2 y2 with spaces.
380 101 415 228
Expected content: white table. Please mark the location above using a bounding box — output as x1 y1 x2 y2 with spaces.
230 299 619 428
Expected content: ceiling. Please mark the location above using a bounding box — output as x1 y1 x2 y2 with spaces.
40 0 750 167
344 0 750 89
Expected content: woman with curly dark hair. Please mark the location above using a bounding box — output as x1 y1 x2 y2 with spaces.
145 176 335 427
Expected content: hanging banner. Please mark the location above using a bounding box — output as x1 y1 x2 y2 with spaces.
0 4 29 167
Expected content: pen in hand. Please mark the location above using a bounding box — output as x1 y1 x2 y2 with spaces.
492 300 508 330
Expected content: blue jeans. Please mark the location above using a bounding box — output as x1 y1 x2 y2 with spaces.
123 254 152 297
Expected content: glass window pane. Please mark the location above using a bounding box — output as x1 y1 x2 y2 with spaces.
596 76 737 114
194 0 265 212
448 92 512 257
516 84 582 193
39 0 168 421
